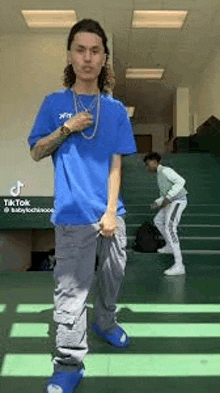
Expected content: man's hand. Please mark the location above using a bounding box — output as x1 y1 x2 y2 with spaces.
151 202 158 210
161 198 170 208
65 112 93 133
99 212 117 237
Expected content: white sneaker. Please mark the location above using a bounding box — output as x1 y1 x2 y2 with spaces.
157 246 173 254
164 264 185 276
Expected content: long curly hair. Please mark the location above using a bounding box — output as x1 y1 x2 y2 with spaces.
63 19 111 93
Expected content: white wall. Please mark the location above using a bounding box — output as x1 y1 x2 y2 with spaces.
176 87 190 137
0 33 67 197
192 48 220 127
133 123 168 153
0 32 113 197
173 94 177 139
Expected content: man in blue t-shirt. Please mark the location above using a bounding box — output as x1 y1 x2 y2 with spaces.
28 19 136 393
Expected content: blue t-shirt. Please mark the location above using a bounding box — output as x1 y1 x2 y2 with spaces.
28 89 137 226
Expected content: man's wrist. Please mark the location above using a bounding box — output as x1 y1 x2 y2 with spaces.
106 207 117 216
60 124 71 137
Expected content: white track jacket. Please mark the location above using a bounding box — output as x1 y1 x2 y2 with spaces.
155 165 188 207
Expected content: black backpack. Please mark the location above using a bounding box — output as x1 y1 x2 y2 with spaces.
132 221 165 252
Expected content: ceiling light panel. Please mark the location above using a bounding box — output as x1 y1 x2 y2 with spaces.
132 10 188 28
126 68 164 79
22 10 77 28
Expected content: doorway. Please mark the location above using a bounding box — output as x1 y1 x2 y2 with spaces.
135 134 152 153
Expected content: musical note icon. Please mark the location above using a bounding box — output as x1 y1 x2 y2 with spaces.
10 181 25 197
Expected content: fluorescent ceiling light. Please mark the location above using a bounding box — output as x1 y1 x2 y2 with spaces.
126 107 135 117
126 68 164 79
22 10 77 28
132 10 188 28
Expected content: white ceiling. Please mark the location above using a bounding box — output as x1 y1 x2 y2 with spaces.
1 0 220 123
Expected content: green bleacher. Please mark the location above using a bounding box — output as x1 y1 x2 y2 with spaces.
123 152 220 266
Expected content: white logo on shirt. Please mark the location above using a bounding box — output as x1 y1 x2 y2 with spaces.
59 112 73 120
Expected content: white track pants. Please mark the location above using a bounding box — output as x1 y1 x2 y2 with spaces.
154 200 187 265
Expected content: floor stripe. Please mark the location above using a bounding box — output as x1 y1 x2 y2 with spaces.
0 354 53 377
2 354 220 377
121 323 220 337
10 323 49 337
8 322 220 338
89 304 220 313
16 304 54 313
104 354 220 377
15 303 220 314
0 304 6 313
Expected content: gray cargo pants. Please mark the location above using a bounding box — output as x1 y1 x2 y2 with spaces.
53 216 127 371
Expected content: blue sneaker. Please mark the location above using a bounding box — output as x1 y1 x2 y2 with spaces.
45 368 84 393
91 323 131 348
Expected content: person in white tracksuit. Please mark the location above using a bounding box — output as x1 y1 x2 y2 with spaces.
143 153 188 276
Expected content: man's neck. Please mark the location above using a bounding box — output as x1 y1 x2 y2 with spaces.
73 80 99 95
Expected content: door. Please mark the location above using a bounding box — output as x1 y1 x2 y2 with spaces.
135 134 152 153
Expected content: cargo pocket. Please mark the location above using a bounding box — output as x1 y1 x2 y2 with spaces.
54 310 78 348
54 309 76 325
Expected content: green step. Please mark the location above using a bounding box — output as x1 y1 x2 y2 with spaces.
126 225 220 238
126 250 220 265
123 196 220 204
126 237 220 251
180 239 220 250
122 152 220 259
179 226 220 237
124 205 220 214
125 214 220 226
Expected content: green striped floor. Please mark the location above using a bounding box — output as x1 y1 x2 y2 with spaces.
1 152 220 392
1 271 220 392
